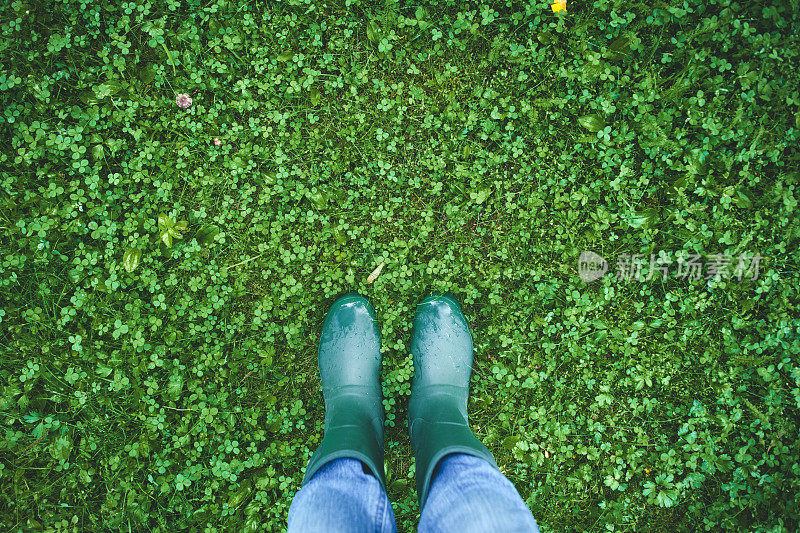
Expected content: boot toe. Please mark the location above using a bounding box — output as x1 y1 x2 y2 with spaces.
418 291 461 313
331 292 375 317
318 292 380 387
411 292 473 388
417 293 467 326
323 293 377 334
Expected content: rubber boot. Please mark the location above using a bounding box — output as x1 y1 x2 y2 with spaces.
409 292 500 509
301 293 387 491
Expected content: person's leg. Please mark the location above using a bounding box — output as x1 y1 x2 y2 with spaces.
288 457 396 533
288 293 396 531
408 293 501 508
408 293 539 531
418 453 539 533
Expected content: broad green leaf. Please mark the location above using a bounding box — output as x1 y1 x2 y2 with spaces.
606 34 636 61
578 114 606 133
583 63 605 79
537 31 555 45
333 227 347 245
384 459 393 482
608 35 631 53
266 417 282 432
277 51 293 62
366 20 381 44
389 479 408 492
470 189 491 205
96 363 113 378
228 480 252 509
123 247 142 273
685 148 709 175
242 516 261 533
196 224 220 245
733 190 753 209
49 435 73 462
94 81 122 99
79 91 100 106
167 376 183 399
168 220 188 240
308 189 328 209
158 213 172 231
260 345 275 367
139 63 156 83
628 208 659 230
161 230 173 248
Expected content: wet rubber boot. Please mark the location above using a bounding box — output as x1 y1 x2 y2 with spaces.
300 293 387 491
409 292 500 509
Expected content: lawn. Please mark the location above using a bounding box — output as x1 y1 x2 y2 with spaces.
1 0 799 531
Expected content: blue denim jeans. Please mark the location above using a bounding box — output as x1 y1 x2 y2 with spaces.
288 453 540 532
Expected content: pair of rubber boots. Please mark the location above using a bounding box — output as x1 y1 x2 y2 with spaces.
300 292 498 509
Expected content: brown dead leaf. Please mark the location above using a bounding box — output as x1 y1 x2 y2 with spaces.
366 262 385 284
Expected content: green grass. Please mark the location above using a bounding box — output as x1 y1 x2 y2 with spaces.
1 0 799 531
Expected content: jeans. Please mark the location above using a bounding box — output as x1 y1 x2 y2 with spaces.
288 453 540 532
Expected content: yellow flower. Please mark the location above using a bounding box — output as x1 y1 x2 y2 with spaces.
551 0 567 13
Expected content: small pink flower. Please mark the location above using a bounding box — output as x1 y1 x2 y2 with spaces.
175 93 192 110
213 137 222 146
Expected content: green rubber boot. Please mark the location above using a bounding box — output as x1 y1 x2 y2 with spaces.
301 293 386 491
409 292 499 508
